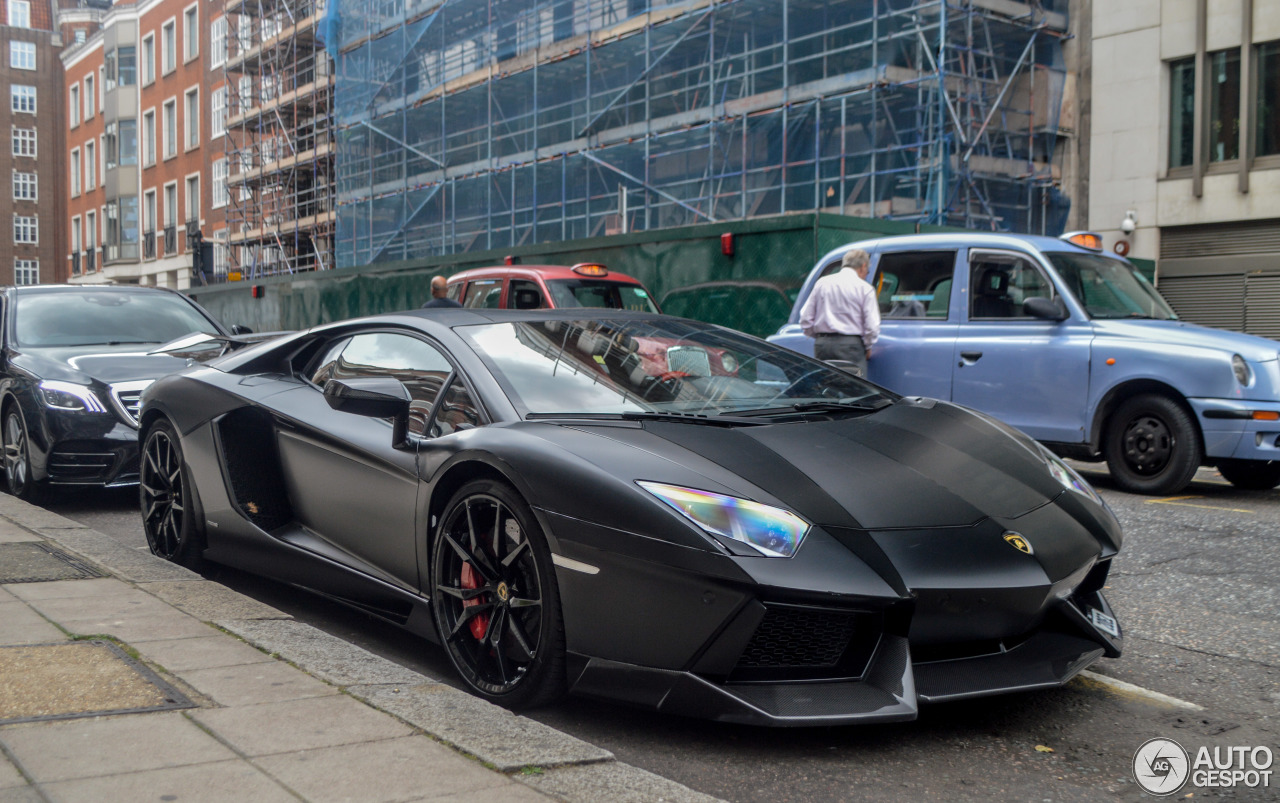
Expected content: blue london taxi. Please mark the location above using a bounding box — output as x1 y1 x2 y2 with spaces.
768 232 1280 495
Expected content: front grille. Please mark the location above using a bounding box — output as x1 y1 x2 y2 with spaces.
736 606 859 669
47 450 115 480
666 345 711 377
108 381 153 428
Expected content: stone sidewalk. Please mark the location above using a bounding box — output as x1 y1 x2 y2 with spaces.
0 495 722 803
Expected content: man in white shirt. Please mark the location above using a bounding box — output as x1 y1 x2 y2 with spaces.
798 248 880 377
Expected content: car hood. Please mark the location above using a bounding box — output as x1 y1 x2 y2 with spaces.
581 401 1068 530
19 346 203 385
1092 319 1280 362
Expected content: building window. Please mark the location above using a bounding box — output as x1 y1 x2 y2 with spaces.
13 172 36 201
84 74 95 118
185 175 200 222
14 215 38 244
10 41 35 70
121 119 137 166
142 33 155 85
184 6 199 62
8 1 30 29
1207 49 1241 162
106 45 137 91
85 140 96 188
143 109 156 166
162 20 176 74
164 182 178 227
163 99 177 158
211 86 227 138
1169 57 1195 169
12 127 36 157
70 85 80 126
75 29 85 45
10 85 34 114
238 75 252 113
71 148 81 196
105 121 118 170
1257 41 1280 157
14 260 38 285
184 88 199 149
71 217 81 274
211 16 227 69
212 158 228 209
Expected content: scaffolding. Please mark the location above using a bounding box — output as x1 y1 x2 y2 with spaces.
332 0 1073 268
224 0 335 278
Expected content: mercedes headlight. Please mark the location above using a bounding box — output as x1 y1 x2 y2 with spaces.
638 481 809 558
37 381 108 413
1232 354 1251 386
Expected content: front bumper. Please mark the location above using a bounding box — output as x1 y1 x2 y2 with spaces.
31 407 139 487
1191 398 1280 461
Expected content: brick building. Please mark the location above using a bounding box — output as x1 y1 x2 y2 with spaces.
61 0 228 288
2 0 69 285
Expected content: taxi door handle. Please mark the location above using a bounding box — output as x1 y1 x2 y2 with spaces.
958 351 983 366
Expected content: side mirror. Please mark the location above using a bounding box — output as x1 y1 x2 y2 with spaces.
323 378 412 448
230 324 254 335
1024 296 1069 322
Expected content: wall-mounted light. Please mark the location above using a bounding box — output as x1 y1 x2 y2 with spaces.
1120 209 1137 236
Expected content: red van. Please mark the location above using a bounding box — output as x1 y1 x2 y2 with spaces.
445 263 661 313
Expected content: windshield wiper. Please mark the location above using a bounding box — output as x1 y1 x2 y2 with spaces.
734 398 893 417
525 411 763 426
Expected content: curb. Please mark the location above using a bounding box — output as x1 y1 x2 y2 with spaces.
0 494 724 803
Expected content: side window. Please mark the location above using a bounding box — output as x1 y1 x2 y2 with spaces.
969 252 1053 320
308 337 350 386
463 279 503 308
508 280 545 310
446 281 464 302
430 377 485 437
874 251 957 319
330 332 453 435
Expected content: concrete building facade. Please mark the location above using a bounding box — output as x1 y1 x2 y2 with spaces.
1089 0 1280 339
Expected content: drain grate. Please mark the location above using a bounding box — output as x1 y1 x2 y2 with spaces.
0 641 196 725
0 541 106 583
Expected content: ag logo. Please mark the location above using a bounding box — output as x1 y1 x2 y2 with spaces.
1133 738 1190 796
1003 532 1034 555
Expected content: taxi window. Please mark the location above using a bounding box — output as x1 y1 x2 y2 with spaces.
969 252 1053 319
509 280 545 310
446 281 464 302
463 279 503 309
875 251 957 319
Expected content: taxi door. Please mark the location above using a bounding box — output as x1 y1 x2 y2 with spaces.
950 249 1092 444
866 249 961 401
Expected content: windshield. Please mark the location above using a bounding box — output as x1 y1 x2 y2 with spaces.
1047 253 1178 320
14 291 220 348
545 280 660 313
460 318 894 417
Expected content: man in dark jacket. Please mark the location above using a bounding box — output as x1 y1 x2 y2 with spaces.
422 276 462 308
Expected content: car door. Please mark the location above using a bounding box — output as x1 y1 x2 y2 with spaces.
950 249 1092 443
866 249 961 400
273 330 453 588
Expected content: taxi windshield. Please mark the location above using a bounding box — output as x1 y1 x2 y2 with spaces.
1047 253 1178 320
545 280 660 313
460 318 894 417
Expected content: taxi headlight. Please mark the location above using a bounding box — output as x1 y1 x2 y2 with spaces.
1231 354 1251 386
38 381 108 413
638 481 809 558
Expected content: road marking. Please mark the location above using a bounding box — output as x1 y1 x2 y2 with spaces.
1145 495 1254 514
1075 670 1204 711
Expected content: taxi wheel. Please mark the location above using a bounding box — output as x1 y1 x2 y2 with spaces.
1216 459 1280 491
1103 394 1202 496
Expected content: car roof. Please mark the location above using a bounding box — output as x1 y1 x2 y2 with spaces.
9 284 187 295
817 232 1129 267
446 264 646 284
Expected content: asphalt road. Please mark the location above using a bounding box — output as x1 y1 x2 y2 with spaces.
41 465 1280 802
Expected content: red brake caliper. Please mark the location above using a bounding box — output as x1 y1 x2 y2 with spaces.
460 562 489 640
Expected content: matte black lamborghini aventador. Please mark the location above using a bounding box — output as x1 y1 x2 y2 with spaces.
139 308 1123 725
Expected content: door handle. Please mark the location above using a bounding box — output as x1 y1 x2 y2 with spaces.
958 351 983 367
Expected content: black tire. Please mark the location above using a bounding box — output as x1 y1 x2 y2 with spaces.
1103 394 1202 495
3 405 47 504
1217 459 1280 491
431 478 566 709
140 420 205 570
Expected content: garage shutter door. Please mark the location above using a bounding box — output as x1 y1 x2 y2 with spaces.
1161 220 1280 258
1157 275 1245 331
1246 274 1280 341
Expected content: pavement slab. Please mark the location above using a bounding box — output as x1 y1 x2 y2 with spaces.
177 660 339 707
40 760 299 803
0 754 25 788
518 761 727 803
3 577 131 602
350 683 613 772
40 529 196 583
218 618 426 687
190 694 414 757
253 735 530 803
139 580 291 621
0 520 39 544
0 500 89 532
58 611 217 643
0 712 237 783
0 601 65 646
131 634 276 672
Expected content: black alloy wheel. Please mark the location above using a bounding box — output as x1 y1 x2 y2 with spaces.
1103 394 1202 496
1216 459 1280 491
140 420 205 569
3 407 45 503
431 479 565 709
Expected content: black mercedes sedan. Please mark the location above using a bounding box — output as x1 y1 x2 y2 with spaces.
1 284 237 501
139 308 1123 726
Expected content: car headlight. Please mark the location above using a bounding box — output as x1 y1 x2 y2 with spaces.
1232 354 1251 386
1042 450 1102 505
37 381 108 413
638 481 809 558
